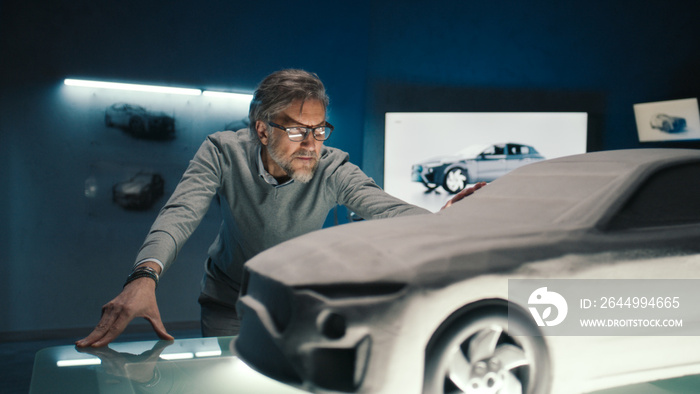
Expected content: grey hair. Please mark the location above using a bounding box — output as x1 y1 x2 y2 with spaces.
248 69 329 138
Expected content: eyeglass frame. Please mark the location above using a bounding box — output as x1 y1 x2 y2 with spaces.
267 121 334 142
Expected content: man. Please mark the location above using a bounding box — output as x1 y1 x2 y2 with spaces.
76 69 482 348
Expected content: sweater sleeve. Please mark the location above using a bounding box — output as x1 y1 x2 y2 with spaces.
134 136 224 273
328 153 431 220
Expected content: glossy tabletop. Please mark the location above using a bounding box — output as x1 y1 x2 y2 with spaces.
30 337 308 393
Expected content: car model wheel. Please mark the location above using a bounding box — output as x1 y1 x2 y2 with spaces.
423 308 550 394
443 168 468 194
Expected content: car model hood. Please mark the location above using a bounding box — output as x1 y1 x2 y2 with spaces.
245 163 601 287
247 210 574 290
246 149 700 288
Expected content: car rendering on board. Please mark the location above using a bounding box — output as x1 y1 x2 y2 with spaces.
650 114 687 134
105 103 175 140
112 172 165 210
411 143 545 194
236 149 700 394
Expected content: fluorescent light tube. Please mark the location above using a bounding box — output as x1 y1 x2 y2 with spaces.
195 350 223 358
159 352 194 360
64 79 202 96
57 358 101 367
203 90 253 100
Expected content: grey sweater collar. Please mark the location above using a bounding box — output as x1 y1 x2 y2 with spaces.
256 145 293 187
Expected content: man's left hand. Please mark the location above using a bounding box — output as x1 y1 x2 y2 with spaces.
440 182 486 210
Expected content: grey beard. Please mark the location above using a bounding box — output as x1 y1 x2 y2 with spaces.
290 168 314 183
267 135 319 184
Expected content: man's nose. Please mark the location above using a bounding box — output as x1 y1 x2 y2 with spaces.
300 134 317 149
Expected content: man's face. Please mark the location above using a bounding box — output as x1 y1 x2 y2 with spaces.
258 99 326 183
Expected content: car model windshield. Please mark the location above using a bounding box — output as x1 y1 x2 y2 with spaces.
456 144 491 158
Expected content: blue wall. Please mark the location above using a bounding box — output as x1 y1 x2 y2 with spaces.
1 0 699 336
361 0 700 182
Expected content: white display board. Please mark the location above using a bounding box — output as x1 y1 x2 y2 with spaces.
385 112 588 211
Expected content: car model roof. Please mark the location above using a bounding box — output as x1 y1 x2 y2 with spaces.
469 149 700 226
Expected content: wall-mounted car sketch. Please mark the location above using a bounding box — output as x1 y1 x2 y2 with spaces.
105 103 175 140
112 172 164 210
634 98 700 142
650 113 687 134
411 143 545 194
236 149 700 394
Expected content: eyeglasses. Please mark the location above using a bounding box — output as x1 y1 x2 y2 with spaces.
268 121 334 142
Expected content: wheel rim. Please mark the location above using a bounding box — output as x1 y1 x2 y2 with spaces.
445 169 467 193
424 311 549 394
445 325 527 393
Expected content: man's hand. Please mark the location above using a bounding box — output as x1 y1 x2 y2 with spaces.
75 276 173 348
440 182 486 211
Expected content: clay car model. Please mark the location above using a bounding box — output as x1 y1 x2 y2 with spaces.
105 103 175 140
650 114 687 133
112 172 164 210
236 149 700 394
411 143 545 194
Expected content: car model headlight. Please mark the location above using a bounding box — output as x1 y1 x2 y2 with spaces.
304 335 372 391
317 310 346 339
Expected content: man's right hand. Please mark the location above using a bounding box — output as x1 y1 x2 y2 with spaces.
75 272 173 348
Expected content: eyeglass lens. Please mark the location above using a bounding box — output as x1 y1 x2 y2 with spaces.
288 127 329 141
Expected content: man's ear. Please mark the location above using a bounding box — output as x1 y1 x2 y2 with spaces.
255 120 269 146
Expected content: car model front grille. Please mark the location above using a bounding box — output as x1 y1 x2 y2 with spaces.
235 300 303 385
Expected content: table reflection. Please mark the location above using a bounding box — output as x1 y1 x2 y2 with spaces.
30 337 308 393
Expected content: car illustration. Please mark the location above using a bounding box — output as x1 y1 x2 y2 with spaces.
112 172 165 210
650 114 687 133
105 103 175 140
411 143 545 194
235 149 700 394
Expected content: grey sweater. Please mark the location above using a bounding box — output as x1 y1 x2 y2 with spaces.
135 130 430 303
